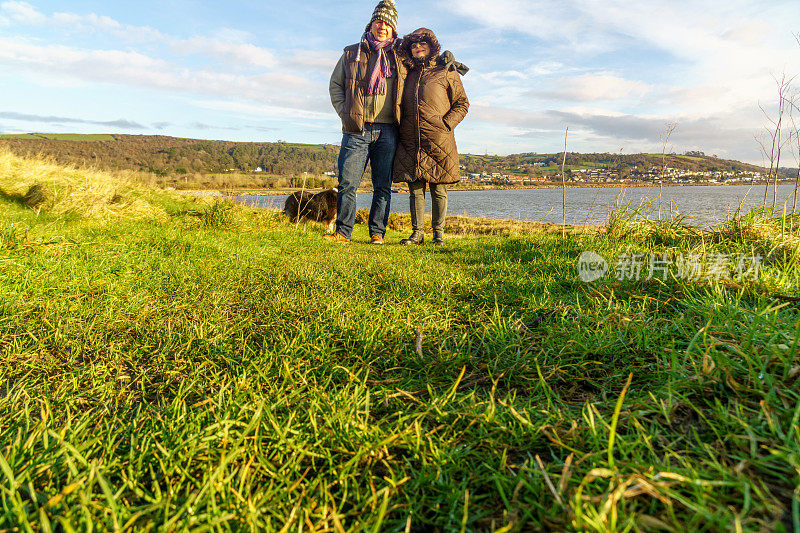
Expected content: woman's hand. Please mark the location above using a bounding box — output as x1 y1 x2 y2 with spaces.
440 115 451 131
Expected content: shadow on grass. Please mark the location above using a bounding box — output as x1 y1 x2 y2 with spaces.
0 188 25 206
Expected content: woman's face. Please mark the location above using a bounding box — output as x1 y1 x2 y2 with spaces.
411 41 431 60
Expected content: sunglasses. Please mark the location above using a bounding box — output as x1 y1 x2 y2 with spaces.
410 41 430 48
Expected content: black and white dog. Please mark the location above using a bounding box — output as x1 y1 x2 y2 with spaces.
283 187 338 232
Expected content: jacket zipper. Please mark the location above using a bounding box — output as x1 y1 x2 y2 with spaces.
415 65 424 178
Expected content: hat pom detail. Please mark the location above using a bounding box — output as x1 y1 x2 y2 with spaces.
369 0 398 32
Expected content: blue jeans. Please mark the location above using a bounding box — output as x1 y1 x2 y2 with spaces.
335 123 397 239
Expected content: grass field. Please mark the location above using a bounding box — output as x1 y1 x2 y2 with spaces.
536 164 609 173
499 163 608 176
645 154 707 163
2 150 800 531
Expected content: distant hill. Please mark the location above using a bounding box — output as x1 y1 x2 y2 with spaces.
0 133 116 141
0 134 340 177
778 166 800 180
460 151 767 176
0 133 771 182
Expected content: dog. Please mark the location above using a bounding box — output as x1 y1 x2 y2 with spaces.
283 187 338 232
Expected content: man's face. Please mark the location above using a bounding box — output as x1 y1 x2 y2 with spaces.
370 20 392 42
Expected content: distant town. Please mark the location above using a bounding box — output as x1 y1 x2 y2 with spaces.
461 165 768 186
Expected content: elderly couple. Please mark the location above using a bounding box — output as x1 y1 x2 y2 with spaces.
324 0 469 246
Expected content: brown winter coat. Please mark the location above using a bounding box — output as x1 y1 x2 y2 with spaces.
393 29 469 184
329 34 407 134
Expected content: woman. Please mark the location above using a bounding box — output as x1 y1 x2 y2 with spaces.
392 28 469 245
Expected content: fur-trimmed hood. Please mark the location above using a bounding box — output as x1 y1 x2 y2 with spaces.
401 28 442 66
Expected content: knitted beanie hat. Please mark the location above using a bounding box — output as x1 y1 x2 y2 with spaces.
367 0 398 33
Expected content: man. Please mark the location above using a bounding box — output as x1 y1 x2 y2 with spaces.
325 0 405 244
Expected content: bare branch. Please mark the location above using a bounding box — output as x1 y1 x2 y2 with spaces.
788 83 800 213
760 73 794 207
561 127 569 239
658 122 677 220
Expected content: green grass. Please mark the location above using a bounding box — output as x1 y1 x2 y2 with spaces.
646 154 707 163
539 165 598 173
500 163 606 176
2 153 800 531
280 143 329 151
0 133 116 141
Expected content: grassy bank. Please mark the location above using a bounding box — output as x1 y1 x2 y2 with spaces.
1 151 800 531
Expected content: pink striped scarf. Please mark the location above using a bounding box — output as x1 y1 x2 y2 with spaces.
365 32 395 96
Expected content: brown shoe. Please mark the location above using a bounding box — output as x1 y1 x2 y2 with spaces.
370 234 385 245
323 232 350 243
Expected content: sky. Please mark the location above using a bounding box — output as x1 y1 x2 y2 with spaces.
0 0 798 164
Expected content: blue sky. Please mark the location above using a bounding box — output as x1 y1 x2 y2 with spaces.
1 0 798 163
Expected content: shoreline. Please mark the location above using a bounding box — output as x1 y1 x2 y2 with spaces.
174 180 795 197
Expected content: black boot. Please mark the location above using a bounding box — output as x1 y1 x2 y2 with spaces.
400 230 424 245
432 230 444 245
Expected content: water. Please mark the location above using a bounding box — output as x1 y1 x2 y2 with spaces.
236 184 799 226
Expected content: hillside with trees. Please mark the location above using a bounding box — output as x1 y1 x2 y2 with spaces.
0 134 340 176
0 134 776 189
461 151 767 176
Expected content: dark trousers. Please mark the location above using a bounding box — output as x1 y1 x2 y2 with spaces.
408 181 447 233
335 123 397 239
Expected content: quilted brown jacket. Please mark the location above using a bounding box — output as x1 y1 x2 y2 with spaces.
393 28 469 184
329 34 407 134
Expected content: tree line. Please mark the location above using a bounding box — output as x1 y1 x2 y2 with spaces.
0 135 771 188
0 135 341 176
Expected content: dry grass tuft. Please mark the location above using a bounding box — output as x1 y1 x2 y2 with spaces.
716 212 800 252
0 149 167 220
21 183 52 208
355 209 597 236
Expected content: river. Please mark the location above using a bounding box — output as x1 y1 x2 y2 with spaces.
236 184 799 226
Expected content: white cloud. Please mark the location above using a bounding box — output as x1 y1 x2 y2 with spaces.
1 1 165 41
284 49 341 72
3 3 338 75
529 61 565 76
659 86 731 108
0 1 45 24
172 37 279 69
193 100 334 121
0 111 145 129
441 0 794 61
0 3 340 115
720 21 770 46
442 0 600 52
442 0 800 112
441 0 800 160
476 70 530 84
53 12 165 41
0 37 329 113
533 73 653 102
212 28 255 44
461 101 771 161
170 39 339 74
